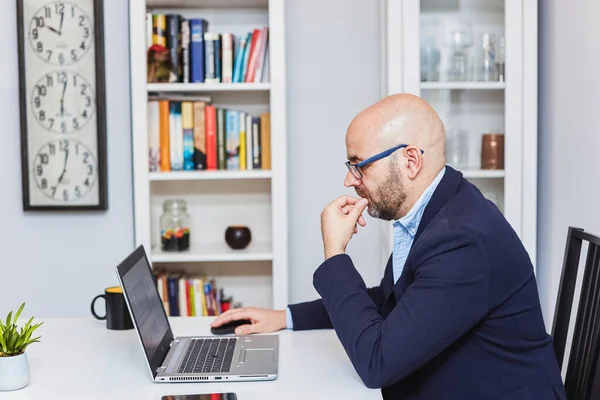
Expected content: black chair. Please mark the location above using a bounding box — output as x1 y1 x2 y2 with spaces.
552 226 600 400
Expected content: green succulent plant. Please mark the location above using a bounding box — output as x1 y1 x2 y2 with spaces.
0 303 42 357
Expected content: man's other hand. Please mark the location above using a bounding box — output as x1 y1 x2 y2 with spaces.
209 307 286 335
321 195 368 259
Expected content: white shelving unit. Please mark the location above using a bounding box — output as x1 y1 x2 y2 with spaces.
383 0 537 267
128 0 288 310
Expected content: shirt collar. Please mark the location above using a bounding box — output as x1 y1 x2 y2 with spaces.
393 167 446 237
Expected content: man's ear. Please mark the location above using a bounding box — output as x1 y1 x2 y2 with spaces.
404 146 423 179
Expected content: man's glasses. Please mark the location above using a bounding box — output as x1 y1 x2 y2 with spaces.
345 144 424 180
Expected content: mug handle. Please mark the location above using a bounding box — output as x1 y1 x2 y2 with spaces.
91 294 106 320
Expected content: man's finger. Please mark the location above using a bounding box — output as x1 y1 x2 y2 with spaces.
358 215 366 226
235 322 261 335
211 308 250 327
350 198 369 220
333 195 362 208
342 205 351 215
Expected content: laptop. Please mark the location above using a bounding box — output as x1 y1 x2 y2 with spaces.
115 245 278 383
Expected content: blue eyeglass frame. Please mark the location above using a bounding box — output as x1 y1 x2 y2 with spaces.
345 144 424 179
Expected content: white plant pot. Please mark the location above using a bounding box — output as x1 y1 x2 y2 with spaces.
0 352 30 391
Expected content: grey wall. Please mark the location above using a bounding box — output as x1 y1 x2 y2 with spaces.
286 0 385 304
0 0 134 317
537 0 600 330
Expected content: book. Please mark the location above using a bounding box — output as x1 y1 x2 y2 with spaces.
182 102 194 170
148 101 160 171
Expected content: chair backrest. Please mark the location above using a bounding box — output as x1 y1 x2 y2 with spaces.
552 226 600 400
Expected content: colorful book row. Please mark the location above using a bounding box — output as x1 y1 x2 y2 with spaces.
147 13 269 84
148 100 271 172
155 272 235 317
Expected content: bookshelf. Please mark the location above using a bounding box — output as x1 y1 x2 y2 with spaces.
382 0 537 267
128 0 287 314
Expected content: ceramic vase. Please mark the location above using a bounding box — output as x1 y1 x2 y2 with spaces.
0 352 30 391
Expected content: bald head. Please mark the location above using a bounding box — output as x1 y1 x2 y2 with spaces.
344 94 447 220
346 93 446 174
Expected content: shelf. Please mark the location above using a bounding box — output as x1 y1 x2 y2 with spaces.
420 82 506 90
146 0 268 8
147 83 271 93
149 170 272 181
151 242 273 263
462 169 505 179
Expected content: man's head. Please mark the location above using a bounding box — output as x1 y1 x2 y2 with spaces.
344 93 446 221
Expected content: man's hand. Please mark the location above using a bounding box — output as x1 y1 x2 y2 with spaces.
321 195 369 260
209 307 286 335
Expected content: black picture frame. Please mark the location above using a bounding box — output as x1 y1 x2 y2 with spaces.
16 0 108 211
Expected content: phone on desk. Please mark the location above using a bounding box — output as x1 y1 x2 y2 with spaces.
162 394 237 400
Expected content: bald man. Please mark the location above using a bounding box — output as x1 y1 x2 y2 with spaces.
211 94 567 399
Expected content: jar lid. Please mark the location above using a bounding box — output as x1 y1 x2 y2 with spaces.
163 199 187 211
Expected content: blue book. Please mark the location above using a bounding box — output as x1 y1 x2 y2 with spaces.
226 110 240 170
240 32 252 82
189 19 207 83
232 35 247 83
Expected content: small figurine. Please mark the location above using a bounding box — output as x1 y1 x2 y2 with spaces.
147 44 177 83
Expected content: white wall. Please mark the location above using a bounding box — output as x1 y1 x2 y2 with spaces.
286 0 385 304
0 0 384 316
537 0 600 331
0 0 134 318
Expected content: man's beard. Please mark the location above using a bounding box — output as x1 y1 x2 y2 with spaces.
356 163 406 221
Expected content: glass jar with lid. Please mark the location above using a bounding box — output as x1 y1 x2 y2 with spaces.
160 199 190 252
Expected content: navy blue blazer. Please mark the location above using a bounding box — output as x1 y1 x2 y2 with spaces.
288 166 566 399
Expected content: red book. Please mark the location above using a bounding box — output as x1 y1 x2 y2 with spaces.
205 105 217 170
244 29 261 82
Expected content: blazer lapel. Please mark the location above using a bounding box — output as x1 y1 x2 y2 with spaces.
413 165 464 244
380 166 465 317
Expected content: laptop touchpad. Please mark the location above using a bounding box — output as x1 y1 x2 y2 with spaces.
241 348 274 363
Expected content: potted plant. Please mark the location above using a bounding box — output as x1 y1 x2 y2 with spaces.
0 303 42 391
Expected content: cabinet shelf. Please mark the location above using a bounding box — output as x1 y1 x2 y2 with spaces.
420 82 505 90
146 0 268 8
149 170 272 181
147 83 271 93
462 170 505 179
151 242 273 263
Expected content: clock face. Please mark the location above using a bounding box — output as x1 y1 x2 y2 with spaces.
33 138 97 202
28 1 93 66
31 70 95 134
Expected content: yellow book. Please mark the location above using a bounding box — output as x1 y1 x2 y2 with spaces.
239 112 246 170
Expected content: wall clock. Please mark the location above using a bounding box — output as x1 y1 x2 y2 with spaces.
17 0 107 210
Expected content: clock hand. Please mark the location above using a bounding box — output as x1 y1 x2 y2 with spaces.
47 25 59 34
58 12 64 35
57 147 69 184
60 80 67 116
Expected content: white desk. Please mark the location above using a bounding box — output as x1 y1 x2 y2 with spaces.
3 317 382 400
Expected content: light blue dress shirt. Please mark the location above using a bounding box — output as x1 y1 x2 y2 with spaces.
285 167 446 328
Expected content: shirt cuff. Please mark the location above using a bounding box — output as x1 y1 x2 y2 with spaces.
285 306 294 329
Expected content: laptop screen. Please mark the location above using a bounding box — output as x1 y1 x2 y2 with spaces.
116 246 174 376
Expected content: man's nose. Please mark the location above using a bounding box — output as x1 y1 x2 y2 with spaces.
344 170 361 187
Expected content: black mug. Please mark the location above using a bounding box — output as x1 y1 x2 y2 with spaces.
91 286 134 330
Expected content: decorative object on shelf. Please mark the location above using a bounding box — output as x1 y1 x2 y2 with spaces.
420 36 440 82
16 0 108 210
160 199 190 252
0 302 43 391
477 33 497 81
445 129 469 169
481 133 505 170
495 35 506 82
442 19 473 81
90 286 134 330
225 226 252 250
146 44 177 83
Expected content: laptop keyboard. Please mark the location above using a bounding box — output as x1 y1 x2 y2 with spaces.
178 338 237 374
